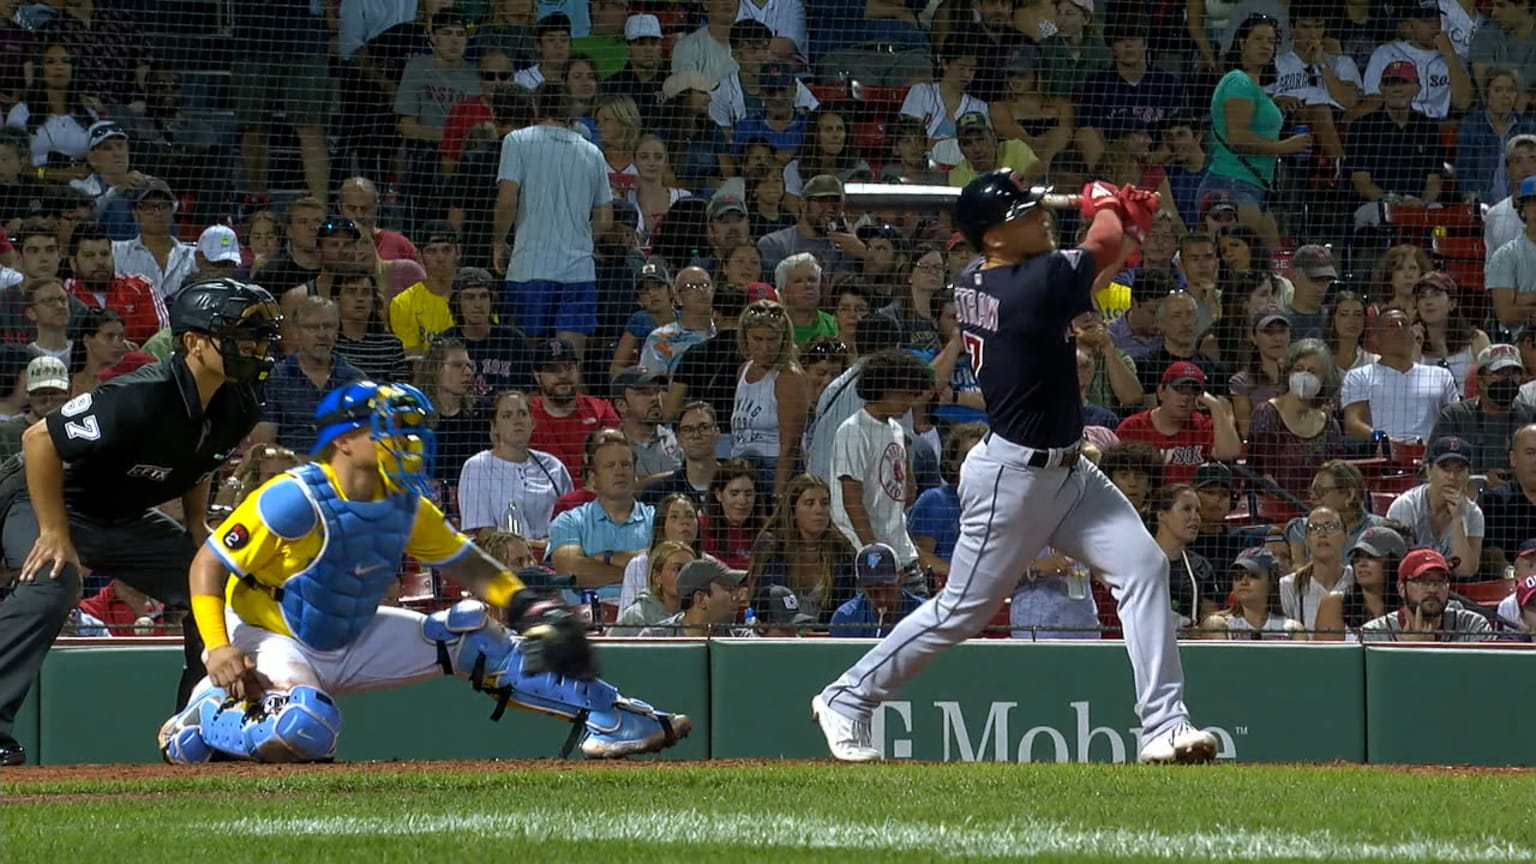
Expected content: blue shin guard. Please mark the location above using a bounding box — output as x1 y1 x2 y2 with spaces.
424 600 691 758
158 685 342 764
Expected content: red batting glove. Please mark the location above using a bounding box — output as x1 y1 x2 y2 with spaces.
1116 185 1160 245
1078 181 1120 222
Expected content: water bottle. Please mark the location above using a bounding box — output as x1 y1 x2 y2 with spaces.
1372 430 1391 460
580 589 603 634
502 498 523 534
743 607 757 628
1066 560 1091 601
1290 124 1311 165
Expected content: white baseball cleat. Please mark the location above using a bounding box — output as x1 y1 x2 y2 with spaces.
1137 722 1219 764
811 694 882 763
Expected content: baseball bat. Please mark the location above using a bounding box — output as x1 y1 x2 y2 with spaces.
843 183 1081 211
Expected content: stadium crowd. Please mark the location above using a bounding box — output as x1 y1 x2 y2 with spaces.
0 0 1531 648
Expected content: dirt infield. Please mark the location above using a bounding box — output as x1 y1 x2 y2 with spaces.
2 758 1530 789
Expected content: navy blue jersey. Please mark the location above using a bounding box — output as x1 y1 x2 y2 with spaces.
955 248 1095 449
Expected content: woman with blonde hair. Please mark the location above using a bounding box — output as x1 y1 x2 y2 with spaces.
1285 460 1381 567
609 539 696 636
747 473 856 623
1200 547 1303 640
594 94 642 194
1280 506 1354 632
731 300 808 496
618 493 703 610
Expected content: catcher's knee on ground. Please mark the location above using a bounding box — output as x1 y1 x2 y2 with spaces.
423 599 690 758
158 684 342 764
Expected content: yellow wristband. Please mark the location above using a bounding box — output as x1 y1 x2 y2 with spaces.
190 594 230 651
483 571 526 608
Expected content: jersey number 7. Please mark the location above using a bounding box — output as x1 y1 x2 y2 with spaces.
962 332 986 375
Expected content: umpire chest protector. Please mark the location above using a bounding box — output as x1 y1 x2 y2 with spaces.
266 463 418 651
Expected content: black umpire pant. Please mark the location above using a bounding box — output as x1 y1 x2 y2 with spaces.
0 466 206 745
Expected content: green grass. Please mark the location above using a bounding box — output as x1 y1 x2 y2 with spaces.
5 763 1534 863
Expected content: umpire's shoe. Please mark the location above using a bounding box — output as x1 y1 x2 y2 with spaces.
1137 722 1219 764
0 737 24 766
811 695 881 762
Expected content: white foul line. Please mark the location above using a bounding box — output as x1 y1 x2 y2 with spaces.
208 809 1536 861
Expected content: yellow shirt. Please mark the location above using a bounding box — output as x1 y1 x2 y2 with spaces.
209 463 474 639
947 140 1041 188
1096 281 1132 324
388 282 455 354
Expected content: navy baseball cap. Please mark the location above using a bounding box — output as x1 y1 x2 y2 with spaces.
1192 463 1233 490
535 337 580 369
1428 436 1472 467
855 543 900 587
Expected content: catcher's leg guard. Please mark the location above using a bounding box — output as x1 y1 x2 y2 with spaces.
163 686 343 763
424 599 691 758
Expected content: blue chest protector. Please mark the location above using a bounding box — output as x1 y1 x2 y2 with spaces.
275 463 418 651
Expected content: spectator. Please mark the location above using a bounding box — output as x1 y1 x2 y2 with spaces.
0 355 69 457
1485 135 1536 256
251 197 324 296
710 24 817 133
1314 525 1408 642
605 15 668 119
1456 66 1536 204
1185 462 1254 573
1326 290 1377 372
1341 305 1460 442
77 579 167 637
1347 60 1445 230
396 9 479 221
1077 313 1142 415
618 492 704 610
1494 541 1536 630
1116 361 1241 485
0 218 64 340
1037 0 1108 101
1279 505 1353 630
278 218 363 325
1098 440 1164 514
71 120 139 241
609 260 673 376
1076 18 1185 171
670 0 741 86
494 83 614 354
1434 344 1535 477
948 111 1042 191
547 426 654 587
639 265 718 377
769 255 834 349
1228 304 1292 437
562 54 602 138
1149 483 1219 627
457 389 574 550
1361 548 1493 641
700 457 761 570
854 226 910 305
528 336 621 480
1417 272 1489 390
629 133 692 236
1488 176 1536 332
1199 547 1302 639
656 74 733 191
1282 245 1336 340
389 221 461 357
1372 243 1431 322
758 176 866 279
613 366 682 484
610 539 695 636
910 422 987 577
439 49 514 174
830 349 933 590
193 226 243 281
1112 213 1183 288
932 296 989 424
448 92 531 273
442 267 530 400
1285 460 1384 567
641 401 721 508
879 116 945 193
413 337 485 486
703 196 756 276
784 106 871 198
0 344 28 421
751 585 818 636
22 276 71 361
809 0 930 88
1387 436 1485 579
1201 13 1305 251
332 271 408 382
1161 119 1212 231
736 0 808 59
1470 0 1536 94
1362 0 1473 121
0 129 42 229
249 297 364 454
877 244 942 354
1247 338 1343 499
230 0 329 201
829 542 924 638
1106 276 1163 360
1483 424 1536 570
111 177 194 302
594 96 643 200
731 299 809 494
661 292 750 428
801 338 850 407
66 218 163 345
514 13 573 91
635 558 745 637
65 306 125 394
748 473 857 624
6 40 100 177
338 177 421 265
717 240 776 312
1136 291 1232 401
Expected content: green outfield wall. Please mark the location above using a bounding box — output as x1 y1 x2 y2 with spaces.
12 641 1534 766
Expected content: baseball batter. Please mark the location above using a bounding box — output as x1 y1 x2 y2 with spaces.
812 173 1218 764
158 381 689 764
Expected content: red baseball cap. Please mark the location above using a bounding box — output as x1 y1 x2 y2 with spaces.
946 231 972 253
1517 573 1536 609
1160 361 1207 389
1382 60 1419 85
1398 548 1450 583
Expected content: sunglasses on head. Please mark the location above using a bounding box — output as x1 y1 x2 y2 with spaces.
805 340 848 359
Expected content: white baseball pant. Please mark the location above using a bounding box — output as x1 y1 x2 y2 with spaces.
821 433 1193 747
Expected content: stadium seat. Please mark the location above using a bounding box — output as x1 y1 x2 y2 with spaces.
1457 580 1513 605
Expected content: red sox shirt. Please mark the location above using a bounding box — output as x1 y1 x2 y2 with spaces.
1114 409 1214 486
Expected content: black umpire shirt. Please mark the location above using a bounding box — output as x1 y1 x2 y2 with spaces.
45 355 263 522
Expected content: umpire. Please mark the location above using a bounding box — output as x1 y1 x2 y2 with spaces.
0 277 281 766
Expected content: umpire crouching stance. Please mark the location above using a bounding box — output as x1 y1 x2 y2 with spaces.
0 278 280 765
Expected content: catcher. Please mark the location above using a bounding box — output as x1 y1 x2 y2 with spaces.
158 380 689 763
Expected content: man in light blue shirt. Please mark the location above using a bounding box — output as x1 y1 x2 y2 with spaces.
493 82 614 355
547 428 655 589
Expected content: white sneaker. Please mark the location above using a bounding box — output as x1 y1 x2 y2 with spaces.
810 694 882 762
1138 722 1218 764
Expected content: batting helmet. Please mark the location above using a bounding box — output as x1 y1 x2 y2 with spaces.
955 170 1049 250
312 381 437 498
170 278 282 383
